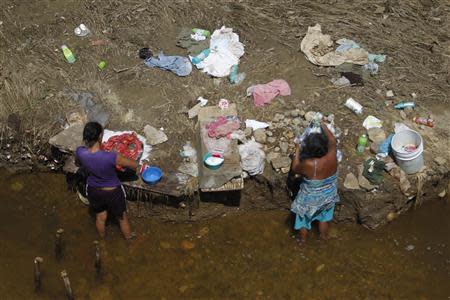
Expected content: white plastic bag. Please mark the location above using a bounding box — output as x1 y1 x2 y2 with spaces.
238 139 265 176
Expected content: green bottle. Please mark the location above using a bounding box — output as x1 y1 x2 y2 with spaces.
192 28 211 38
61 45 76 63
356 134 368 154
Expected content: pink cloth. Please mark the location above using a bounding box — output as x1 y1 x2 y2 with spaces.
207 116 241 138
248 79 291 107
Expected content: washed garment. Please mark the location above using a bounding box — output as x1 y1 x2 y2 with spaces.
206 116 241 138
300 24 369 66
247 79 291 107
144 52 192 77
362 158 385 185
102 130 151 164
196 26 245 77
291 173 340 230
239 140 265 176
176 28 209 56
294 206 335 230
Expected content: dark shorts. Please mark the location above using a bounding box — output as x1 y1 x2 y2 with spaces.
87 185 126 219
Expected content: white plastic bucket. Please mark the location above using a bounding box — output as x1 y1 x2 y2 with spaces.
391 129 424 174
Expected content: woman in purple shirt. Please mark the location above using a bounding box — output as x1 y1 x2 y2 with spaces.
76 122 141 240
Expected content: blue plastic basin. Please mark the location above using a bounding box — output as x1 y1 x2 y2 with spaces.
141 167 163 185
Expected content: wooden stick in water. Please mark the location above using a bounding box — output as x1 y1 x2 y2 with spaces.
60 270 74 300
34 257 43 292
55 228 64 260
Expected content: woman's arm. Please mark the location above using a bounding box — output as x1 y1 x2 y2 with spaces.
290 144 303 175
116 154 140 173
322 122 336 152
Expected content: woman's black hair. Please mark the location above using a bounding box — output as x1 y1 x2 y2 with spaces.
83 122 103 148
301 131 329 160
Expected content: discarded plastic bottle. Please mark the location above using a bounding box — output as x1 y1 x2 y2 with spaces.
413 117 435 127
61 45 76 63
97 60 106 71
356 134 368 154
345 98 363 114
192 28 210 38
229 65 238 83
191 48 210 65
394 101 415 109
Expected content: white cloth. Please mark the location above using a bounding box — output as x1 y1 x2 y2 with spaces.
239 139 265 176
300 24 368 66
362 115 383 129
245 119 270 130
196 26 245 77
102 129 151 163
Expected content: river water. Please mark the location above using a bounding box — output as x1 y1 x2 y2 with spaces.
0 170 448 299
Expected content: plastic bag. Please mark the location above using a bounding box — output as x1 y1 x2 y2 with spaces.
238 140 265 176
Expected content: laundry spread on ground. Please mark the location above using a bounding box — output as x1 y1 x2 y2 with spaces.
247 79 291 107
206 116 241 138
195 26 245 77
102 130 151 164
144 52 192 76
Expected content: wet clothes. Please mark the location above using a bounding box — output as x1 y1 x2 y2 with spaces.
291 172 340 230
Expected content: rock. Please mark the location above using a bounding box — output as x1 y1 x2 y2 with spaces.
273 113 284 122
274 147 280 152
253 129 267 144
298 110 306 117
405 244 415 251
292 118 302 125
399 170 411 196
399 110 407 120
291 109 300 118
386 212 398 222
283 111 291 117
279 141 289 153
284 131 294 139
386 90 394 97
281 167 290 174
367 128 386 144
244 127 252 137
143 125 168 145
358 165 376 191
266 130 273 137
315 264 325 272
160 241 171 249
266 152 281 163
188 102 203 119
271 156 291 169
267 137 276 144
438 190 446 198
370 142 379 154
198 227 209 237
344 173 360 190
434 156 447 166
302 120 310 127
305 111 316 122
180 240 195 250
49 124 84 152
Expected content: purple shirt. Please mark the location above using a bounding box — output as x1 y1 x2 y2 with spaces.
76 147 121 187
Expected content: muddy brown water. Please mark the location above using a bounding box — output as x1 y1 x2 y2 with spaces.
0 170 449 299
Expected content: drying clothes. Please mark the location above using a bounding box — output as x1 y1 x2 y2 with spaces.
362 158 385 185
300 24 369 66
195 26 245 77
206 116 241 138
239 140 265 176
102 130 151 164
247 79 291 107
176 28 209 56
144 52 192 77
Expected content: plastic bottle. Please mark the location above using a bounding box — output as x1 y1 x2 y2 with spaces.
345 98 363 114
191 48 210 65
413 117 434 127
394 101 415 109
61 45 76 63
192 28 211 38
229 65 238 83
356 134 368 154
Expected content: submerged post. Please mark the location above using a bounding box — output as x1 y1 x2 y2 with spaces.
93 241 101 279
60 270 74 300
55 228 64 260
34 257 43 292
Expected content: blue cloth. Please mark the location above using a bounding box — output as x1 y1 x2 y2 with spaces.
294 205 335 230
291 173 339 230
144 52 192 76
